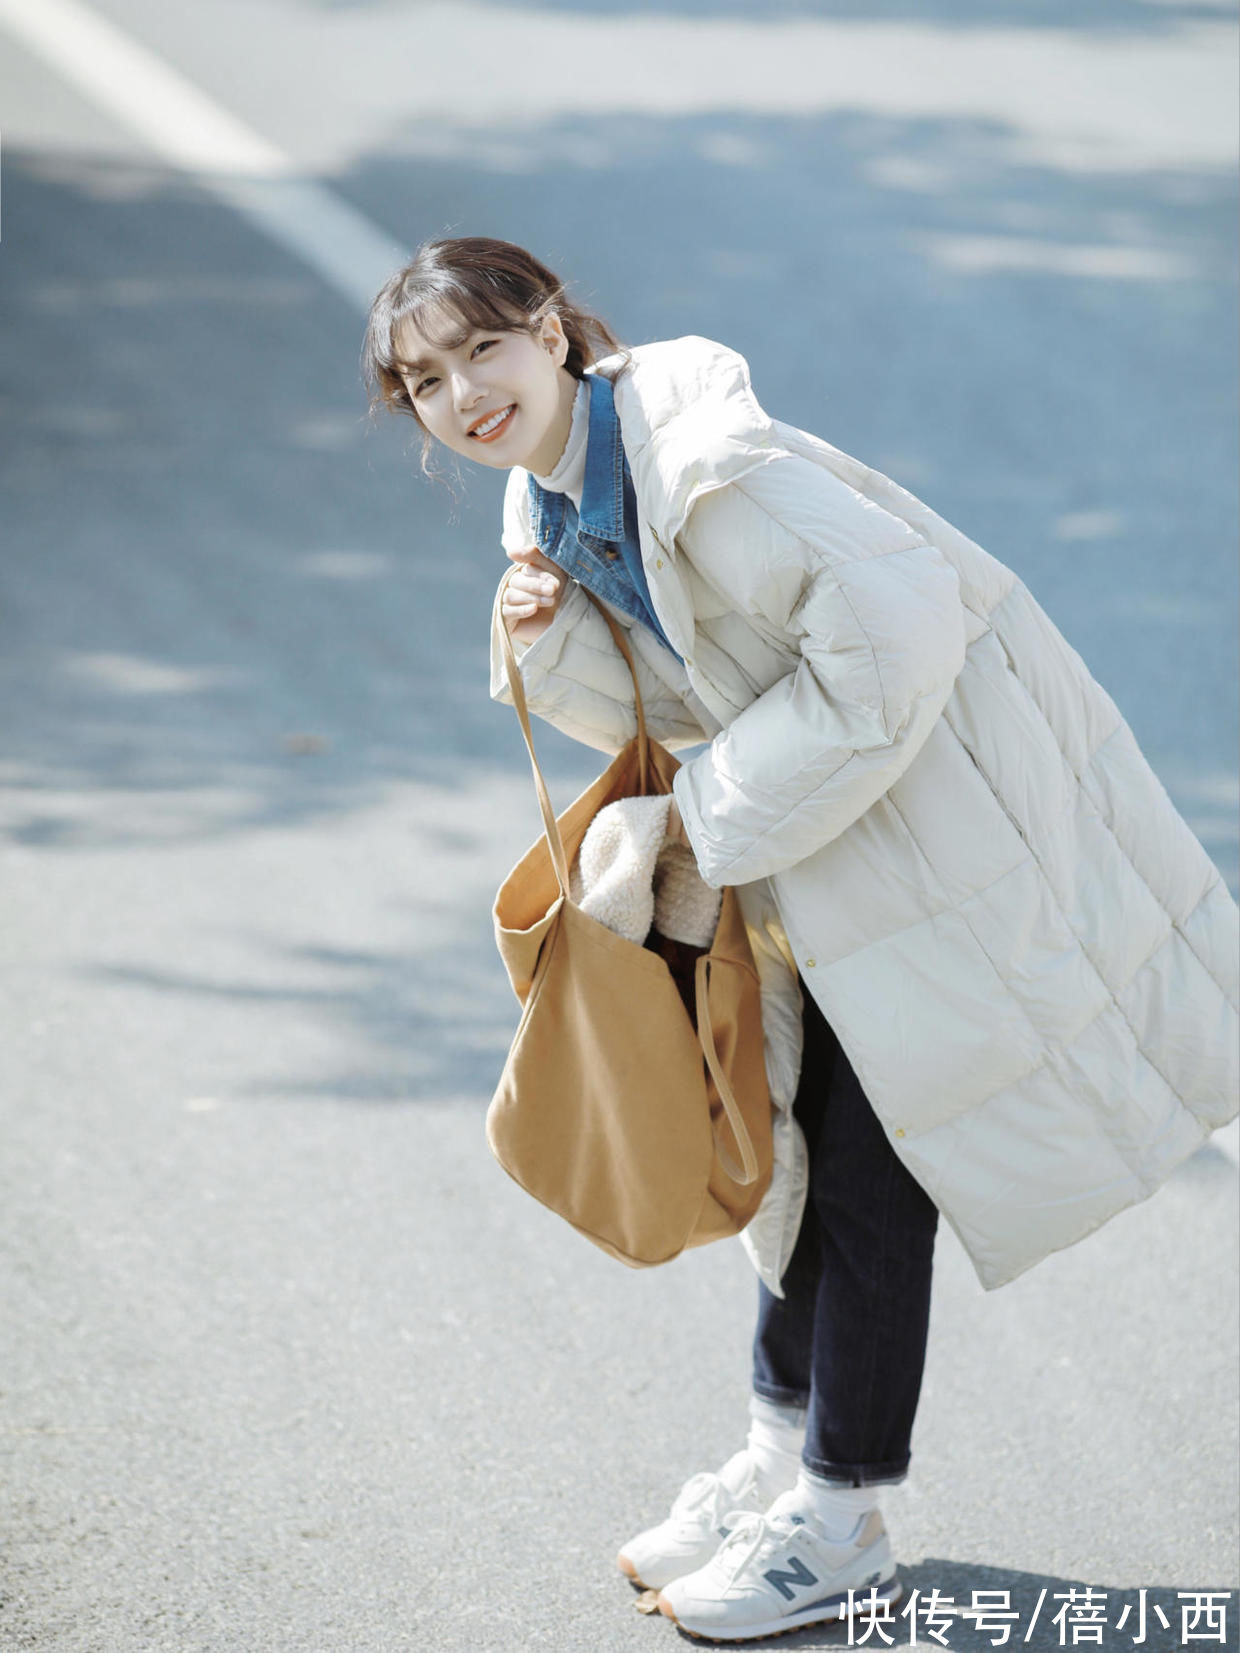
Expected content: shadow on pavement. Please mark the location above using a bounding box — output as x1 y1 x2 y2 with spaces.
0 48 1235 1105
2 64 1235 852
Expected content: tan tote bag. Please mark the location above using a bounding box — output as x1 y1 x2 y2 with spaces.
488 580 773 1268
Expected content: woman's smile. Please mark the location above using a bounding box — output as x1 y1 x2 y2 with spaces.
468 404 517 442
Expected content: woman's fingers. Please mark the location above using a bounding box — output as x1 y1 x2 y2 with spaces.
502 551 563 638
504 563 561 610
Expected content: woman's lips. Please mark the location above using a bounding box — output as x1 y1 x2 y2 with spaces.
468 404 516 443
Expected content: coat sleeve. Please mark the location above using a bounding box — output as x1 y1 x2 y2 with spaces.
488 470 711 754
671 454 968 888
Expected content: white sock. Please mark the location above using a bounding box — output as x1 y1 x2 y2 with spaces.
743 1395 805 1498
788 1466 880 1543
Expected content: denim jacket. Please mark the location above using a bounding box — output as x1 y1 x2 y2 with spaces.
526 373 680 659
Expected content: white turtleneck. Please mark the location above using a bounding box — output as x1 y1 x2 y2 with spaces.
530 377 590 509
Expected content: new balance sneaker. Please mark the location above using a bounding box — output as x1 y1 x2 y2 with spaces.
616 1451 772 1592
656 1490 901 1642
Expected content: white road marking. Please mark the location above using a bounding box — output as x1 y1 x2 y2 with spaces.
0 0 405 310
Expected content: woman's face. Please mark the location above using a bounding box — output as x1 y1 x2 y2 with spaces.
394 308 577 475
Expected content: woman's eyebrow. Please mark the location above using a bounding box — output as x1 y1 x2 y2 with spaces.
396 330 477 376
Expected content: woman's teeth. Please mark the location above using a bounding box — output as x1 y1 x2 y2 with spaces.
471 406 515 440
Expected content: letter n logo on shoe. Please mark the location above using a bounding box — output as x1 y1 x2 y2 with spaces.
763 1558 819 1602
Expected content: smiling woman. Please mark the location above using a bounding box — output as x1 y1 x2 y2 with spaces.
361 237 623 473
361 234 1238 1644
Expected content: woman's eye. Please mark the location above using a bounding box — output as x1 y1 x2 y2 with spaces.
414 376 438 396
472 339 499 357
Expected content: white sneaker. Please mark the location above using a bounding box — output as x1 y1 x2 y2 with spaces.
656 1489 901 1642
616 1451 771 1592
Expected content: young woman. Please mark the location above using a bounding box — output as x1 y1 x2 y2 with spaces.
363 237 1238 1642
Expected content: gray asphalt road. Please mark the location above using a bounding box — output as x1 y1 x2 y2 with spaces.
1 4 1236 1651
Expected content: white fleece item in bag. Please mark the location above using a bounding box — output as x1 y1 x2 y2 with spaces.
570 794 722 947
654 842 722 947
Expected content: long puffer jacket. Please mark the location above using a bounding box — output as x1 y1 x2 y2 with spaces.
490 336 1239 1293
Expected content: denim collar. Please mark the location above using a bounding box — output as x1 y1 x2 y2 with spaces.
525 372 628 552
524 372 681 660
577 371 626 543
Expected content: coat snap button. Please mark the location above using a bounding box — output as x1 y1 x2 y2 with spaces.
656 558 664 569
805 957 816 969
895 1128 906 1138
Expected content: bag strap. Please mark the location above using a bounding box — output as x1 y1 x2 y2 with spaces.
497 575 758 1185
695 955 762 1187
493 575 653 896
494 574 572 892
582 589 651 794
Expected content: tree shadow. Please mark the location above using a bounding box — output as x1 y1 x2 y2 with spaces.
79 929 517 1101
0 146 601 853
1 25 1235 1104
3 106 1234 862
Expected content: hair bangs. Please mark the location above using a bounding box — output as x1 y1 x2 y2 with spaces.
389 275 533 367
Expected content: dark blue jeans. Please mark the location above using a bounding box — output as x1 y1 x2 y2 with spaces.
752 987 939 1486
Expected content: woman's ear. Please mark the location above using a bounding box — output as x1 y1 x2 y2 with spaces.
538 312 570 367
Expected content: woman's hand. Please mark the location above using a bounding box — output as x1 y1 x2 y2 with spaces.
503 547 564 643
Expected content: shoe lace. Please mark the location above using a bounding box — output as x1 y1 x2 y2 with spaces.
709 1510 775 1580
670 1471 735 1528
711 1494 823 1584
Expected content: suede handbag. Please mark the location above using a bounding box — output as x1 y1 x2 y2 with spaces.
488 580 773 1267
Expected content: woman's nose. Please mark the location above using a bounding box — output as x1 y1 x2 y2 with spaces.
451 370 482 411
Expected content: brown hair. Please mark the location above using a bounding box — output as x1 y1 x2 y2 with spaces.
361 237 625 463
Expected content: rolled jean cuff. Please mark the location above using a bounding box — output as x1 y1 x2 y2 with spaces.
801 1451 910 1489
752 1380 810 1414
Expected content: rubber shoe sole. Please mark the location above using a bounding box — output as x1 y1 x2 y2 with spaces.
617 1552 648 1589
657 1575 904 1643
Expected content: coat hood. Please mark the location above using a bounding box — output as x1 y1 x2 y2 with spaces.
598 338 782 546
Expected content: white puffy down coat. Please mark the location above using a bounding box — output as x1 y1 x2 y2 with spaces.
489 336 1239 1293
